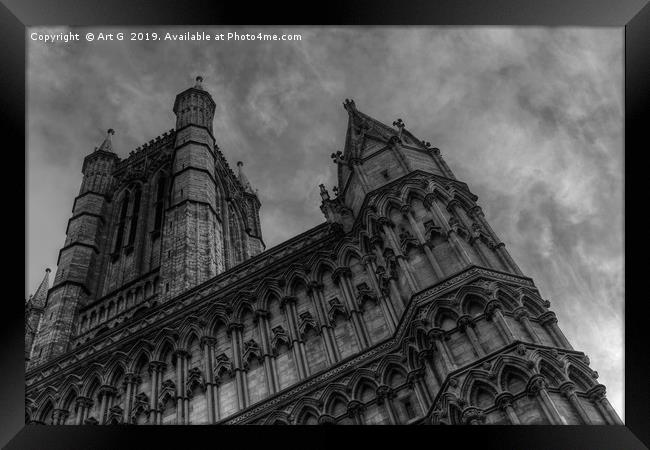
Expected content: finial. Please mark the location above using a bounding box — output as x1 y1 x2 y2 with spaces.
237 161 243 167
45 268 51 273
107 128 115 136
343 98 356 112
330 150 344 165
195 76 204 89
319 184 330 201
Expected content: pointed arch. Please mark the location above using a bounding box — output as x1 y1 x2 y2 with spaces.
350 373 379 402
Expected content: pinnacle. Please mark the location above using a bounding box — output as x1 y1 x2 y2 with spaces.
30 268 51 308
97 128 115 153
236 161 256 195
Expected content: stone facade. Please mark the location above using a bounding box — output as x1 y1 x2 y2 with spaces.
24 80 621 426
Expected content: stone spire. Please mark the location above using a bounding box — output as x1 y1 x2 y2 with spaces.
237 161 256 195
28 268 50 309
96 128 115 153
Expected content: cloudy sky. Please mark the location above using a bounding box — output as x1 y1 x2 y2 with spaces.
26 27 623 419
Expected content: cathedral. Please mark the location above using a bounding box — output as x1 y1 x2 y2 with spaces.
24 77 622 425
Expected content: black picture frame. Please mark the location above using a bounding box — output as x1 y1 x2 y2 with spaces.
3 0 648 448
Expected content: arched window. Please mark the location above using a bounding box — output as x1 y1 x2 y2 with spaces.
113 191 130 255
127 185 142 248
153 176 166 235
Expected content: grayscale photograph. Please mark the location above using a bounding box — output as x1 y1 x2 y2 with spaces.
25 26 623 425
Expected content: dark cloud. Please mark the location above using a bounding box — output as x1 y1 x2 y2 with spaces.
26 26 623 417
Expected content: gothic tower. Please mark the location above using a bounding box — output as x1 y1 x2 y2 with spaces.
29 131 119 367
159 76 224 300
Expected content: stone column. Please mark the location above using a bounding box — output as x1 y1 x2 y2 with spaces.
75 396 92 425
526 374 565 425
332 267 370 349
587 384 623 425
428 328 456 374
200 337 217 423
173 350 189 424
74 398 83 425
98 385 117 424
495 392 520 424
457 315 486 358
538 311 573 350
418 348 444 389
461 406 486 425
376 385 397 425
484 299 516 344
361 253 398 331
347 400 365 425
281 296 309 379
559 381 591 424
148 362 164 424
52 408 69 425
513 307 542 344
401 204 445 279
469 205 523 275
228 323 245 411
307 281 339 364
122 374 137 424
424 195 472 268
408 368 432 411
254 310 277 395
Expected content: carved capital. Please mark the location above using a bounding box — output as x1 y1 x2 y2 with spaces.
361 253 377 266
428 327 446 342
587 384 607 402
75 396 93 408
331 266 352 283
148 360 167 374
280 296 298 310
173 349 190 360
494 392 515 410
200 336 217 348
461 406 486 425
417 348 433 362
407 367 426 385
99 384 117 398
468 205 484 218
369 234 384 247
227 322 244 334
400 204 412 216
457 314 474 331
318 414 337 425
446 199 462 212
307 281 324 295
52 408 69 422
123 373 139 385
513 307 530 321
537 311 557 326
526 374 547 396
484 299 503 319
377 216 393 228
347 400 365 417
376 385 394 403
559 381 577 398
